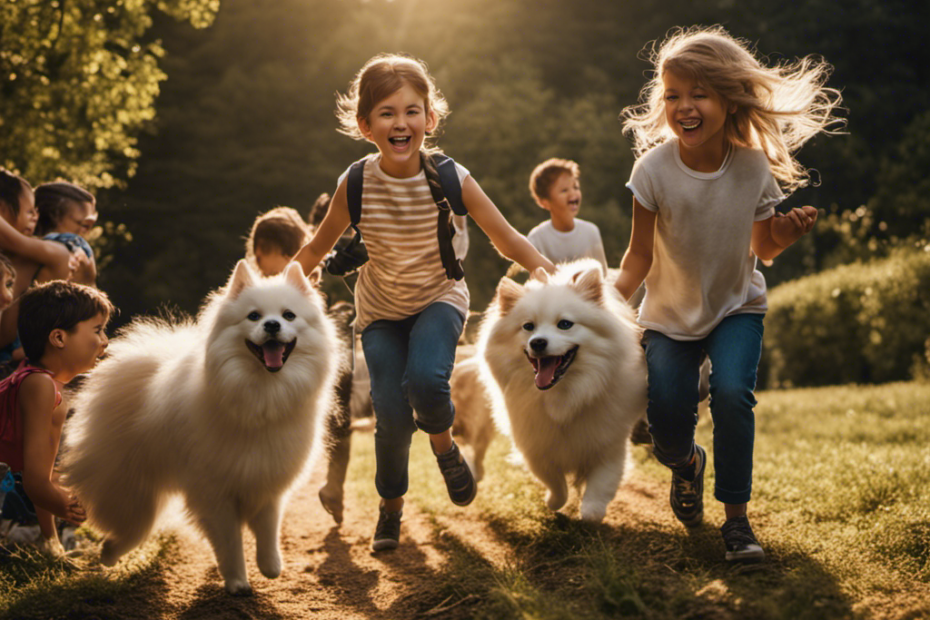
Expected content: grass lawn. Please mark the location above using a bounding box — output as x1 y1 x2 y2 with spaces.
402 381 930 620
2 381 928 620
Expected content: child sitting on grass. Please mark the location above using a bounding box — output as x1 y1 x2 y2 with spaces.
0 281 114 554
526 158 608 274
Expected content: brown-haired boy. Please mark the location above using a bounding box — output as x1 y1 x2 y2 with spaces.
244 206 312 277
527 158 608 274
0 281 114 553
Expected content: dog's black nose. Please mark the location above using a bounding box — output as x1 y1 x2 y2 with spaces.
264 320 281 334
529 337 547 353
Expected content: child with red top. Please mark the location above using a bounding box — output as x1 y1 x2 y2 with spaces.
0 281 114 552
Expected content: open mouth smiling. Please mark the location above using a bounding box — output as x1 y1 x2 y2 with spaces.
680 119 702 131
526 346 579 390
246 338 297 373
388 136 411 148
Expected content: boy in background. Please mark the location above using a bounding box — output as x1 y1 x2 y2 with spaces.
527 158 608 274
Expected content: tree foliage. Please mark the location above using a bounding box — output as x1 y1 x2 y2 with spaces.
0 0 218 189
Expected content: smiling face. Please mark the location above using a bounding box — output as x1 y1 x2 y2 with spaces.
0 266 14 312
358 82 437 178
662 69 732 170
539 172 582 229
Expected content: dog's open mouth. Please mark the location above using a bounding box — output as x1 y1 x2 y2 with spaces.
246 339 297 373
527 346 578 390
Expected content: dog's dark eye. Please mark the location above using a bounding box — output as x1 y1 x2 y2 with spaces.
283 311 296 321
522 322 534 331
557 320 574 330
247 311 261 321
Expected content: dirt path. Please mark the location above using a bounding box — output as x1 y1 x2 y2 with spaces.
63 438 680 620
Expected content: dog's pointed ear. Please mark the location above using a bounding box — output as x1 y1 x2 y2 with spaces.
228 260 255 300
571 267 603 304
494 277 525 315
530 267 550 284
284 261 314 293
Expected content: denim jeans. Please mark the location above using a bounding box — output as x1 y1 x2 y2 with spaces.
642 313 764 504
361 302 464 500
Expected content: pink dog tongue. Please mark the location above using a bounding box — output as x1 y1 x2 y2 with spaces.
262 341 286 369
534 356 560 389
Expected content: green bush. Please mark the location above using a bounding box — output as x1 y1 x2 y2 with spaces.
763 246 930 387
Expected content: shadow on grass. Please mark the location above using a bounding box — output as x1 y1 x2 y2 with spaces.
0 548 174 620
449 509 858 620
178 577 287 620
314 524 453 619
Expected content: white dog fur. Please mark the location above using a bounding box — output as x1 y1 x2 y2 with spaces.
478 259 647 522
63 261 338 595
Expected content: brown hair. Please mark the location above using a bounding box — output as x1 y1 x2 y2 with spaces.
622 25 845 193
18 280 115 363
529 158 581 205
244 206 311 267
0 168 32 220
335 53 450 149
307 193 332 228
34 181 96 236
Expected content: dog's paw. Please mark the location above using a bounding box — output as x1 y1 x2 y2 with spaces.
579 503 607 523
100 539 122 567
545 489 567 511
257 549 282 579
224 578 253 597
318 486 344 525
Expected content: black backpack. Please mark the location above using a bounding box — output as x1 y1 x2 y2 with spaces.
323 152 468 280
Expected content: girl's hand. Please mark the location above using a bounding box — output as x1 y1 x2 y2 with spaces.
772 206 818 247
63 495 87 525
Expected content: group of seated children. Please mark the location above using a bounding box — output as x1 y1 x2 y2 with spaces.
0 168 106 554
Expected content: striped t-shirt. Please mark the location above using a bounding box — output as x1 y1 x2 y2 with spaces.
339 154 470 331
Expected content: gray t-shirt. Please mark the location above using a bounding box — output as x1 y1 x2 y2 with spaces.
626 140 783 340
527 218 608 274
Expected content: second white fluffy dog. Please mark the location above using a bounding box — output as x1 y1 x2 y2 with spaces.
478 260 647 522
63 261 338 595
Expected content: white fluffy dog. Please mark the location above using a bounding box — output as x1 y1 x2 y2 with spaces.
478 260 647 522
63 261 338 595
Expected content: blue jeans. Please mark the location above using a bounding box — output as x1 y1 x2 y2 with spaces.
361 302 464 500
642 313 764 505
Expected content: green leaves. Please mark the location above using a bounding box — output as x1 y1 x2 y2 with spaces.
0 0 217 189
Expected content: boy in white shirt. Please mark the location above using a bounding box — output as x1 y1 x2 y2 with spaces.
526 158 608 274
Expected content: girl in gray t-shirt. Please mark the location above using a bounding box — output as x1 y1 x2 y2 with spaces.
614 25 844 563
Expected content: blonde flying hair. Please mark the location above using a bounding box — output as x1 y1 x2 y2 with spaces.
622 25 845 193
336 53 450 150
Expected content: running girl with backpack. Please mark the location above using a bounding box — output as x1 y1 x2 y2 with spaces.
293 53 555 551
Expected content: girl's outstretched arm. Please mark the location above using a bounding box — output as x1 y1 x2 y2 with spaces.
462 176 555 275
751 206 817 262
614 198 656 302
293 177 352 276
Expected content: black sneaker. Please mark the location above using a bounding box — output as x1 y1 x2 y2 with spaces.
670 444 705 527
371 506 402 552
721 515 765 563
434 441 477 506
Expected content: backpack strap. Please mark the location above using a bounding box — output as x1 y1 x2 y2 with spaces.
422 152 466 281
429 153 467 216
345 158 367 227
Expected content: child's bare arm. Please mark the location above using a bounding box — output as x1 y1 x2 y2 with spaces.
19 374 86 526
615 199 656 302
751 206 817 262
294 177 351 276
0 218 73 273
462 176 555 275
